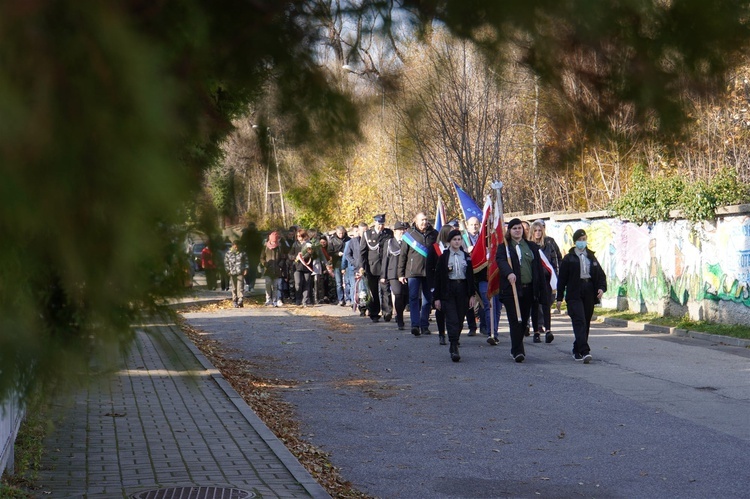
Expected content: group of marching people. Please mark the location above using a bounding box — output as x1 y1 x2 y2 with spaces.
251 210 607 365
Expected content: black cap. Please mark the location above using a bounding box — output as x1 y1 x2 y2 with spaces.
374 214 385 223
573 228 587 242
394 221 409 230
507 218 523 231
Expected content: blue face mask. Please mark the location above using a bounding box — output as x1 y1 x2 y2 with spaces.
575 240 587 250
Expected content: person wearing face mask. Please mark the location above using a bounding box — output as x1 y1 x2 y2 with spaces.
433 229 476 362
556 229 607 363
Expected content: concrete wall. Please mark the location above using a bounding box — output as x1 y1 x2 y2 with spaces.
533 204 750 325
0 394 24 475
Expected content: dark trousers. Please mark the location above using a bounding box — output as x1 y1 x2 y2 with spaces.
366 274 392 319
436 308 445 335
205 268 217 290
466 306 477 331
389 278 408 326
380 278 393 317
502 283 535 357
436 300 471 334
294 271 312 305
366 274 381 319
443 281 470 344
535 279 553 332
567 280 597 355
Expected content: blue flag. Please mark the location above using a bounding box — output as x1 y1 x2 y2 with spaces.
453 182 483 222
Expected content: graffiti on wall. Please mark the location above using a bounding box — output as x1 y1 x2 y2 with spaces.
545 215 750 311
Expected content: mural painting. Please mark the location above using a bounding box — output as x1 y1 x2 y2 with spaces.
542 211 750 322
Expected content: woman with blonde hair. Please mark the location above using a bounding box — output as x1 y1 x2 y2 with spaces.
529 220 561 343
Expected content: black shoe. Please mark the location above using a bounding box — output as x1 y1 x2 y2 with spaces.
513 353 525 363
533 333 541 343
397 323 405 330
439 335 447 345
238 302 243 308
339 301 346 307
421 328 431 335
467 328 477 337
486 336 499 346
524 326 530 336
411 327 421 336
359 309 367 317
371 315 381 323
383 314 392 322
449 342 460 362
582 353 592 364
545 332 554 343
573 352 584 362
479 326 488 336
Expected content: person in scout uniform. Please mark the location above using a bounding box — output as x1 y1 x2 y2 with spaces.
433 229 476 362
495 218 548 363
556 228 607 363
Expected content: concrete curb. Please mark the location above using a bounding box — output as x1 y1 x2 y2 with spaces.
169 321 332 499
598 316 750 348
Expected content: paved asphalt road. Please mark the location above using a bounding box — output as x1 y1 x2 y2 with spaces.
183 303 750 499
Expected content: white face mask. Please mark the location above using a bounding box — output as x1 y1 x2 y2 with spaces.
575 240 587 250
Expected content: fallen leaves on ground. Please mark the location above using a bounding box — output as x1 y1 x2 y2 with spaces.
178 317 373 499
177 297 264 313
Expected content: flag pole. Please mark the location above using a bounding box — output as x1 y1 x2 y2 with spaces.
486 190 495 342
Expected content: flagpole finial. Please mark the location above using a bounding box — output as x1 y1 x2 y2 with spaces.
491 181 503 190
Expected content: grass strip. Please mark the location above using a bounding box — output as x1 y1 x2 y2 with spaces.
595 308 750 340
0 390 53 497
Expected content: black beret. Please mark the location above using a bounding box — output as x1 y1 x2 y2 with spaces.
507 218 523 231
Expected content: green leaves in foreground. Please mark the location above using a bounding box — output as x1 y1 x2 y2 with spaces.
609 165 750 224
0 2 197 401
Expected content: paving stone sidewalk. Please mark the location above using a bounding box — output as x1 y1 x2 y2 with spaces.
35 319 329 499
